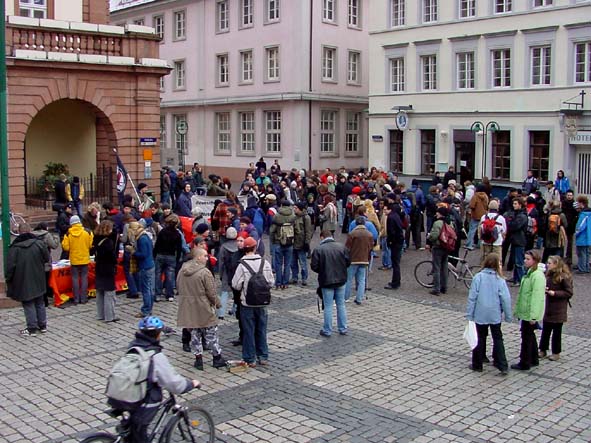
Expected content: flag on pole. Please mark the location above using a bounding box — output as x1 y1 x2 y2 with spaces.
114 150 128 201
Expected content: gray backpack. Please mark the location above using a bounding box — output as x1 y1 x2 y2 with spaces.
106 346 156 411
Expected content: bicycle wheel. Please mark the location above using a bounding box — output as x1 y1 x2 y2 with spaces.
462 266 481 289
164 406 215 443
79 432 117 443
10 214 26 236
414 260 435 288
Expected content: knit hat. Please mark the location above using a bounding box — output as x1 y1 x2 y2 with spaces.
195 223 209 234
243 237 257 248
226 227 238 239
191 206 203 217
488 200 499 210
448 179 457 187
352 186 361 194
280 199 292 207
238 231 249 239
266 194 277 201
70 215 81 225
296 201 307 210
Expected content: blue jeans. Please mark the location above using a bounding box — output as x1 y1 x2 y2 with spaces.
513 246 525 283
217 291 230 318
71 264 89 303
123 250 139 295
155 254 176 298
381 237 392 268
161 191 170 205
321 285 347 335
290 249 308 283
273 244 293 286
337 199 344 227
466 219 480 248
345 264 367 303
577 246 590 273
139 267 156 316
241 305 268 364
269 243 278 272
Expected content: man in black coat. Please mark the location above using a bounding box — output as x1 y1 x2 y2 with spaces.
562 190 579 266
508 198 528 285
384 202 406 290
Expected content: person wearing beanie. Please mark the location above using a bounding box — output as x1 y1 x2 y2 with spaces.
290 201 313 286
426 206 455 295
217 227 239 320
61 213 93 304
478 199 507 265
269 197 296 289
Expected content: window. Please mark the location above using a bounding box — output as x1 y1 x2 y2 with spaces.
265 111 282 153
495 0 512 13
240 50 253 83
320 111 337 154
217 54 229 86
216 113 231 153
266 47 280 81
160 115 167 151
423 0 438 23
533 0 552 6
160 76 165 91
348 0 360 27
174 114 187 169
267 0 280 22
153 15 164 40
492 130 510 180
346 112 361 154
457 52 475 89
531 46 551 85
421 130 436 175
241 0 253 27
389 130 403 172
390 57 405 92
133 18 145 26
492 49 511 87
19 0 47 18
459 0 475 18
391 0 405 27
322 46 337 81
348 51 360 84
174 10 186 40
174 60 185 89
529 131 550 181
575 42 591 83
421 55 437 90
240 112 255 153
323 0 336 22
217 0 229 32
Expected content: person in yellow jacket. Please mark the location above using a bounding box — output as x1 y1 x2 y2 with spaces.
61 215 93 304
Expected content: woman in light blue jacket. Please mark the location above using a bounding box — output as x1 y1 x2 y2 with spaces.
466 253 512 375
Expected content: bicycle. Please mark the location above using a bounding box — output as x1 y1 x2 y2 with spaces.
80 392 215 443
8 211 27 236
414 247 480 290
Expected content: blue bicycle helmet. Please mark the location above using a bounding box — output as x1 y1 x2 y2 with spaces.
138 316 164 331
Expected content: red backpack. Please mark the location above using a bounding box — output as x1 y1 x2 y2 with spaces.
480 214 500 244
438 221 457 252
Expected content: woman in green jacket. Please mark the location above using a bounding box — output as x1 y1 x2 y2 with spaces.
512 250 546 371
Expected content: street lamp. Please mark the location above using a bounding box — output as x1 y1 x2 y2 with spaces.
470 121 500 179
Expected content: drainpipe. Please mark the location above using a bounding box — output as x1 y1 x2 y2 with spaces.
308 0 313 173
0 2 12 268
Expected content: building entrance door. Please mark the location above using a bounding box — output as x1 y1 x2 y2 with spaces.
576 149 591 196
455 142 475 185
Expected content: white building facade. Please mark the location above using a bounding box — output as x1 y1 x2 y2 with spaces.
368 0 591 194
111 0 369 180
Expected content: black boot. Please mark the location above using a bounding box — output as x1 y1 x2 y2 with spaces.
194 355 204 371
182 343 191 353
212 354 227 369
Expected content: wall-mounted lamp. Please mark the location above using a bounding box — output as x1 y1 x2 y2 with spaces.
440 130 448 139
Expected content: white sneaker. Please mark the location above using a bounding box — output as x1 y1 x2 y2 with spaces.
167 297 174 302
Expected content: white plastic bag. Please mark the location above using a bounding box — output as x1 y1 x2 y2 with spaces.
463 321 478 350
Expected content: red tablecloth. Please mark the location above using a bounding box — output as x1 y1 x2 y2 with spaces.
49 262 127 307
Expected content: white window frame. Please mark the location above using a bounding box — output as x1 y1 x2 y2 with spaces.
347 51 361 85
459 0 475 18
215 112 231 154
266 0 280 23
320 110 338 155
345 111 361 155
533 0 552 7
531 45 551 86
173 60 186 90
423 0 438 23
217 53 229 87
217 0 229 33
174 114 187 169
160 115 167 151
266 46 280 82
390 57 405 92
348 0 361 28
390 0 405 27
240 0 254 27
575 41 591 84
421 54 437 90
322 46 337 82
19 0 47 18
492 48 511 88
240 50 254 84
323 0 336 23
239 112 256 154
456 52 475 89
264 111 282 153
494 0 512 14
174 10 186 41
153 15 164 40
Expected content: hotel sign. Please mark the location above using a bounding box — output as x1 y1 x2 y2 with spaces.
110 0 157 12
569 131 591 145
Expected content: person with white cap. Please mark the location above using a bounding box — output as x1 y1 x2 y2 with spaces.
61 215 94 304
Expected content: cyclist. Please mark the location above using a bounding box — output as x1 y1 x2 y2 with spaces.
126 316 201 443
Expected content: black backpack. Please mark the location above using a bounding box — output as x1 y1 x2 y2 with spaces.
240 259 272 306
